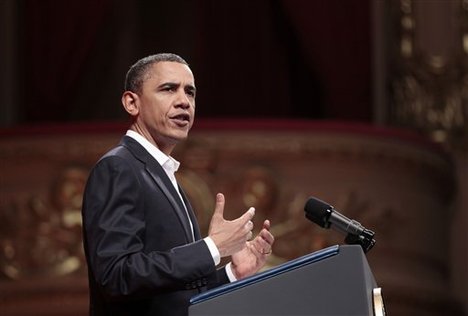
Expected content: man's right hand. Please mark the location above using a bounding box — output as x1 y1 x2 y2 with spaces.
208 193 254 257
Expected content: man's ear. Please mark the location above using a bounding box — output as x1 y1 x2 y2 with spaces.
122 91 139 116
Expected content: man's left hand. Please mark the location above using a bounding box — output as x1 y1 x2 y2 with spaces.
230 220 274 279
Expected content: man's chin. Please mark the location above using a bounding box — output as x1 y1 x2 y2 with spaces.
167 132 189 144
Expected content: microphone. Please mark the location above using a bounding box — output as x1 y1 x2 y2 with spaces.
304 197 376 253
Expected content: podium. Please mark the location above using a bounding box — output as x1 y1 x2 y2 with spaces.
189 245 384 316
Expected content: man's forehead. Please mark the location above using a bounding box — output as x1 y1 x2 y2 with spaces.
148 61 194 83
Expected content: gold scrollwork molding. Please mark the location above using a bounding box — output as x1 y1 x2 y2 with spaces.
389 0 468 148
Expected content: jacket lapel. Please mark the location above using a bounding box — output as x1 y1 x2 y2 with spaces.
121 136 194 243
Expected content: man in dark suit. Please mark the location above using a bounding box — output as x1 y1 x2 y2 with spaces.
81 53 274 316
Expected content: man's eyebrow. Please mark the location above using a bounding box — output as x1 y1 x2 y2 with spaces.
159 81 179 88
158 82 195 90
185 84 196 93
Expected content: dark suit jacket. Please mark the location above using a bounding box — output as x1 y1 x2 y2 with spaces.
81 136 229 316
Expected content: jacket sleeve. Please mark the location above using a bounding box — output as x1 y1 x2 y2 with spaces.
82 155 223 299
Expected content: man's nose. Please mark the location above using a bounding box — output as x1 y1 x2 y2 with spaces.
175 90 192 108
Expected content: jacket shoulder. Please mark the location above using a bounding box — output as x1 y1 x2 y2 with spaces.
98 137 143 164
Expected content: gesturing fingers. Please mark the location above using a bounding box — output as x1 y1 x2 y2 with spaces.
239 207 255 226
253 220 275 255
208 193 257 257
232 206 255 242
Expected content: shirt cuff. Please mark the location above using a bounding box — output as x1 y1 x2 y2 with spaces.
225 262 238 282
204 237 220 266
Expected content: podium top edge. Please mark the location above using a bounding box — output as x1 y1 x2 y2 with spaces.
190 245 340 305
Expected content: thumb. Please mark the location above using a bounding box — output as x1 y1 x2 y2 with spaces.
212 193 225 220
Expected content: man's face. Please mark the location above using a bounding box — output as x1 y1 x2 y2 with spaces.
134 61 196 150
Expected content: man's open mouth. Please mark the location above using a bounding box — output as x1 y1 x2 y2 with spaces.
170 113 191 125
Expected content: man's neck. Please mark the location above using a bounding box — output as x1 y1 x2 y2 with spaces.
129 124 175 155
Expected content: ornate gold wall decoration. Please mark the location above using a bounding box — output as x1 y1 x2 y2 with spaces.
0 166 87 279
389 0 468 148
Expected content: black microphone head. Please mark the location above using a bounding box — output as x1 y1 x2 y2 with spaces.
304 197 333 228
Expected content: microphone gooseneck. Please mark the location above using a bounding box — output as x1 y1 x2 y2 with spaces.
304 197 376 253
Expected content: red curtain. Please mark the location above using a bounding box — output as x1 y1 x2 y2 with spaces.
22 0 110 122
18 0 371 123
280 0 372 120
193 0 371 120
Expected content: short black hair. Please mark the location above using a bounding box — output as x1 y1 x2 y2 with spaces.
124 53 189 93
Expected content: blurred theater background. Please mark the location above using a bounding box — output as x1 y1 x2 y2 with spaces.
0 0 467 315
